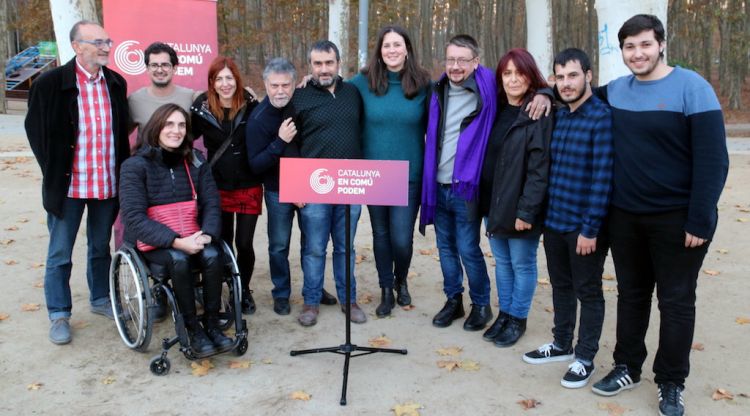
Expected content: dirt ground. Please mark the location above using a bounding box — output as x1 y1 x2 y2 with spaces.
0 113 748 415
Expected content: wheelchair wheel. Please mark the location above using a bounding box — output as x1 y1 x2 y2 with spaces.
110 248 153 352
234 337 248 356
218 241 241 330
149 355 171 376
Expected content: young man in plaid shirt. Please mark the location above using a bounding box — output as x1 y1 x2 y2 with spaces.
522 48 613 389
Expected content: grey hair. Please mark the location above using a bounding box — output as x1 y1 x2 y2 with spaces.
262 58 297 81
446 34 481 58
69 20 98 42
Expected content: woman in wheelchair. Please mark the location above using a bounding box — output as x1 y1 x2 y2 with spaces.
119 103 232 355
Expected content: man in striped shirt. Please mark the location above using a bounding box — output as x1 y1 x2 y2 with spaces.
523 48 613 390
25 20 130 345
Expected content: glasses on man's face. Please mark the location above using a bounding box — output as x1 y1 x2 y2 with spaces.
444 57 475 68
148 63 174 71
76 38 113 49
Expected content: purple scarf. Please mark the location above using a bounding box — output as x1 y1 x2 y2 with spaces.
420 65 497 225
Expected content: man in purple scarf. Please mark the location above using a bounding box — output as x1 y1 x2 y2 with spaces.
421 35 496 331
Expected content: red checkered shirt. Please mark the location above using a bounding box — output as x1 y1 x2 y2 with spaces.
69 60 116 199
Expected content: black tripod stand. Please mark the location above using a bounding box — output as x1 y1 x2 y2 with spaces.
290 204 408 405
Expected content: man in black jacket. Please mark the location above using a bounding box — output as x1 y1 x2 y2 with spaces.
25 20 130 345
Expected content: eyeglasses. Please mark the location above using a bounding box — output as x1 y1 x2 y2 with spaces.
148 63 174 71
76 38 113 49
444 57 476 67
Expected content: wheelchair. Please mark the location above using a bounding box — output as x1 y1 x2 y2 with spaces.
109 240 248 375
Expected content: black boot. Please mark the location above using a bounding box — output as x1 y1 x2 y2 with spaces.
204 314 234 349
394 276 412 306
152 290 168 322
432 293 465 328
375 288 396 317
185 316 215 355
493 316 527 347
483 310 509 341
241 289 256 315
320 288 338 305
463 304 493 331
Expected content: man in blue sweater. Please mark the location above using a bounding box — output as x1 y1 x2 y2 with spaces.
589 15 728 416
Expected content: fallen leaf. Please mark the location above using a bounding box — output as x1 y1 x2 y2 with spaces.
603 286 617 292
26 382 43 391
407 271 418 278
602 274 616 281
517 398 540 410
17 218 29 223
738 393 749 398
33 281 44 288
484 251 493 258
432 255 440 262
0 239 14 246
702 269 720 276
716 248 729 254
597 401 628 415
537 278 550 286
228 360 251 369
437 360 460 371
544 306 554 313
290 390 311 401
712 388 734 401
418 248 435 255
358 292 373 304
71 321 89 329
102 376 115 385
261 358 273 364
191 359 214 376
736 317 750 325
691 342 704 351
401 304 415 311
459 360 480 371
4 259 18 265
4 226 19 231
30 262 45 269
0 313 9 320
392 402 423 416
21 303 40 312
737 218 749 223
436 346 463 356
739 208 750 213
355 254 366 264
368 335 392 348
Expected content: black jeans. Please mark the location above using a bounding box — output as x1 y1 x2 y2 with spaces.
544 229 607 363
143 243 224 318
608 207 708 386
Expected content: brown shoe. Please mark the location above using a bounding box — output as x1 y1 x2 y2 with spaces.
342 303 367 324
298 305 320 327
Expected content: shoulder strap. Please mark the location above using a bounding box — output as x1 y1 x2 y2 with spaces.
183 159 197 199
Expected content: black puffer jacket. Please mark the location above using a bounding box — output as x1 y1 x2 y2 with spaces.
119 146 222 249
190 91 260 191
484 98 553 239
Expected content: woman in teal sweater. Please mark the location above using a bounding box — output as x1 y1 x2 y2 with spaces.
350 25 431 317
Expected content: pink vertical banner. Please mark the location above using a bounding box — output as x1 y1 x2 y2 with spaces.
102 0 218 95
280 159 409 206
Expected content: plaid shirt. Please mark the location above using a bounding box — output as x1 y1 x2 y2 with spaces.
69 61 116 199
545 94 613 238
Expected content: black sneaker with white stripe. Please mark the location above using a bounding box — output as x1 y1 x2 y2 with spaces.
591 364 641 396
658 383 685 416
522 342 574 364
561 360 595 388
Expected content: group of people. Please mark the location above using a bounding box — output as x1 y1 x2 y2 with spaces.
25 14 728 416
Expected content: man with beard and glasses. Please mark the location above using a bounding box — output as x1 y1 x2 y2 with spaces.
589 15 728 416
128 42 195 133
291 41 366 327
522 48 613 391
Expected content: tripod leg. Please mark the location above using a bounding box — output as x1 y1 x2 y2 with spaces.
340 351 351 405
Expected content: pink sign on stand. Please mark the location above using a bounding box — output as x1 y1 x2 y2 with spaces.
279 158 409 206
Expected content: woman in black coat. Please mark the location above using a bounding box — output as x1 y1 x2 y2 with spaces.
191 56 260 315
120 104 231 355
480 48 553 348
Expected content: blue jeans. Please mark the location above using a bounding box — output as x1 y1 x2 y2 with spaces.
45 197 118 320
264 191 300 299
368 181 420 288
487 226 540 318
434 186 490 305
299 203 361 305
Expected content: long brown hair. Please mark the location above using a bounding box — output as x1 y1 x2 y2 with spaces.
206 56 246 121
361 25 430 99
139 103 193 159
495 48 548 107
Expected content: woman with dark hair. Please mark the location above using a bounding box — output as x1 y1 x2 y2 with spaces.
120 103 231 355
191 57 260 315
481 48 553 347
349 25 432 317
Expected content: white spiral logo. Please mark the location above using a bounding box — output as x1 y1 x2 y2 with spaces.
114 40 146 76
309 168 335 194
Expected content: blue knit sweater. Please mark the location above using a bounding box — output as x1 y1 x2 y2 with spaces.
349 71 428 182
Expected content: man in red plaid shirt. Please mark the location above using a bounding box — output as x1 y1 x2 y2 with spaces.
25 20 130 345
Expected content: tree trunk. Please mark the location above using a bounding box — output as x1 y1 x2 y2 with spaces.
49 0 98 63
328 0 350 77
526 0 553 78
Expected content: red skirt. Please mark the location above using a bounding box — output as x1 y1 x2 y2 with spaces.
219 186 263 215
